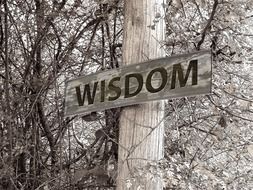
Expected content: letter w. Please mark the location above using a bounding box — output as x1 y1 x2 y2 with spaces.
171 60 198 89
75 82 98 106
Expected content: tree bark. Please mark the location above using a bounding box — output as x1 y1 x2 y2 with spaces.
3 1 14 189
117 0 165 189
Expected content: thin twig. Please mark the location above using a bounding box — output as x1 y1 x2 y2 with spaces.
196 0 218 50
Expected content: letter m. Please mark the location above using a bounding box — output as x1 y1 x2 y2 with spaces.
75 82 98 106
171 60 198 89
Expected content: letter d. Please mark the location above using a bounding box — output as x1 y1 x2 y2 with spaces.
125 73 143 98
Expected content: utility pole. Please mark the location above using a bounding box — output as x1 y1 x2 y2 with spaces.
117 0 165 189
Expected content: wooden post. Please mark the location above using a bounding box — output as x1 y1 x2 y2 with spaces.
117 0 165 189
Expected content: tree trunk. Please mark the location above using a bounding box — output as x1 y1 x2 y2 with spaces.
3 1 13 189
117 0 165 189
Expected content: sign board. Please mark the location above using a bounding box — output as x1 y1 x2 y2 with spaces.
64 50 212 117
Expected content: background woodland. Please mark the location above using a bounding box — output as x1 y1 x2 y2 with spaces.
0 0 253 189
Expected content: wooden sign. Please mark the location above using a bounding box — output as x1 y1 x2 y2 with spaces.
64 50 212 117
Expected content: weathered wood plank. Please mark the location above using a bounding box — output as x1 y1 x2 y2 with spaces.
64 50 212 117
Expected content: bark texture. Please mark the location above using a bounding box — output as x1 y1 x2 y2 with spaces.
117 0 165 189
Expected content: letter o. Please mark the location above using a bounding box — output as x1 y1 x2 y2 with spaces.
146 67 167 93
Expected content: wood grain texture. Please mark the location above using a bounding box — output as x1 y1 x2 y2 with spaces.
116 0 165 189
64 51 211 117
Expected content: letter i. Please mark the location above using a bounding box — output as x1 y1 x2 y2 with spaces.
101 80 105 102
